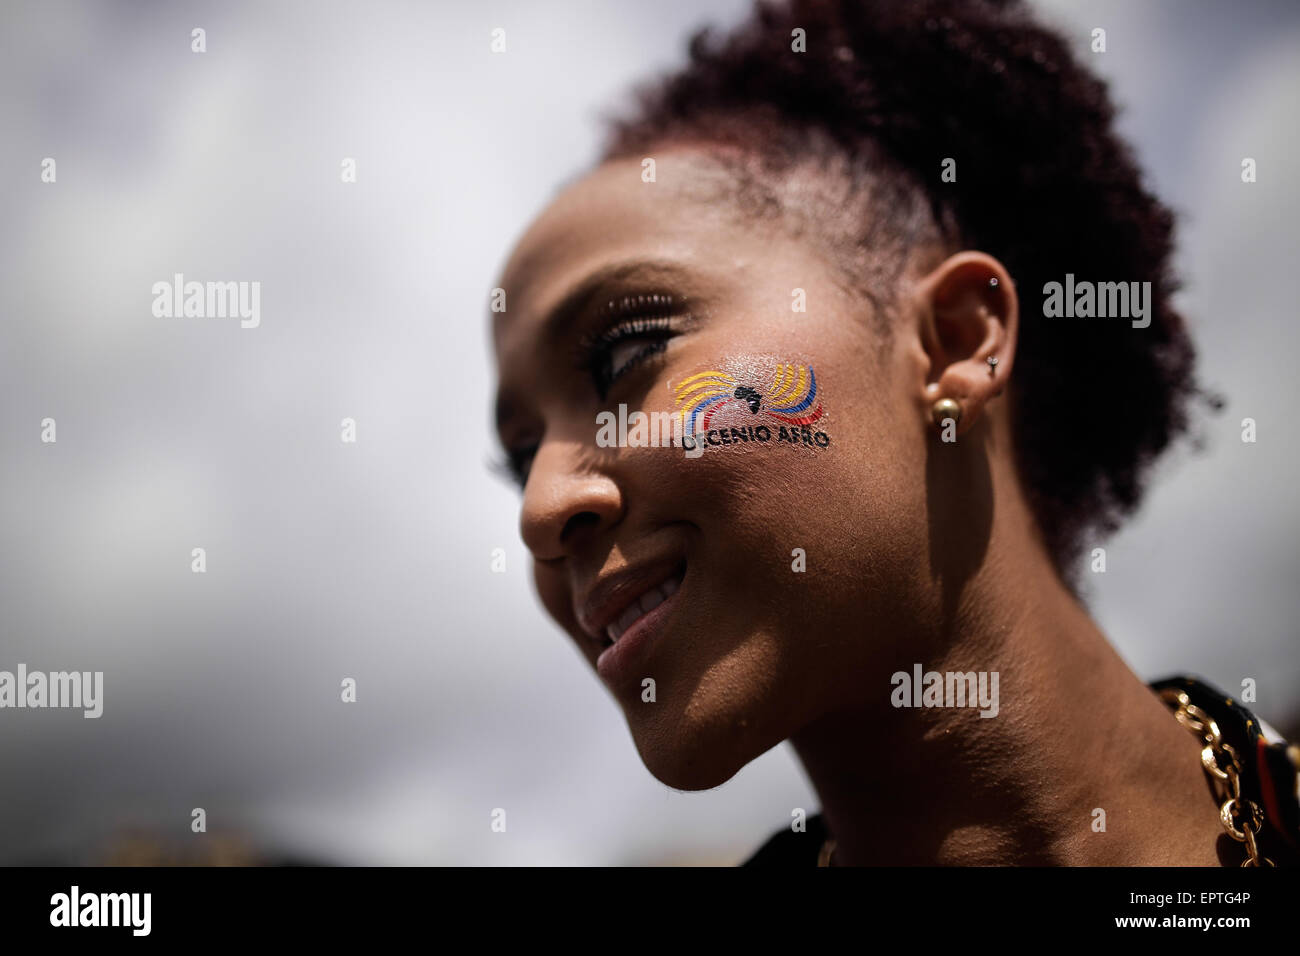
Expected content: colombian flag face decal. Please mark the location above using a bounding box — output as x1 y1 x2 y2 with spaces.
673 362 825 434
667 357 833 455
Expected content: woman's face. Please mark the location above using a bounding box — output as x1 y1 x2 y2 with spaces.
492 149 938 789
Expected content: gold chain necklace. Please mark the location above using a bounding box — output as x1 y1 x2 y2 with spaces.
816 688 1276 867
1160 687 1275 867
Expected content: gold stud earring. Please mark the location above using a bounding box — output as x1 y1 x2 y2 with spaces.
931 397 961 427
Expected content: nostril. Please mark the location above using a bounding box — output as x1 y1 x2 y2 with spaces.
523 465 623 559
560 510 603 542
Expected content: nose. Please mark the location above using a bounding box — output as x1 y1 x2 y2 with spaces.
519 439 624 562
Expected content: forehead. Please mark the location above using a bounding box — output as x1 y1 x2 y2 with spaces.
492 150 758 353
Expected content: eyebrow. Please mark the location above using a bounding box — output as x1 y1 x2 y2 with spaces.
493 258 695 435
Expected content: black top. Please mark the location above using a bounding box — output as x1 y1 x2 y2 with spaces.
740 675 1300 866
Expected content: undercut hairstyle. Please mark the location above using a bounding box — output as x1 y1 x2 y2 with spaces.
596 0 1209 584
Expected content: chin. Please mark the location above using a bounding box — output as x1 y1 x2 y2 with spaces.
623 692 785 792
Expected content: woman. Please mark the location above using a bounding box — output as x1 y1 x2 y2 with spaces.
489 0 1299 865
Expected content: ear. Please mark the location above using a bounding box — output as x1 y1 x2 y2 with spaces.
913 251 1017 435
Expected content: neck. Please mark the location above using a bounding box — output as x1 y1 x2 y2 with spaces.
790 461 1224 866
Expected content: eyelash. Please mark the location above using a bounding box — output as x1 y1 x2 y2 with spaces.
493 293 684 491
489 447 536 490
580 313 676 401
586 293 682 391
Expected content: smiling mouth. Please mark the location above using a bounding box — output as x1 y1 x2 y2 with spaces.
600 563 686 649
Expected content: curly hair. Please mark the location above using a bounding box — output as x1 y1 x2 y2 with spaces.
595 0 1205 583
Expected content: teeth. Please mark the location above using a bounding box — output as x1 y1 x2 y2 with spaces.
639 589 665 615
604 570 684 645
616 602 643 633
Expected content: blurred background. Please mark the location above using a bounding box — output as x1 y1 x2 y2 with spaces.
1 0 1297 865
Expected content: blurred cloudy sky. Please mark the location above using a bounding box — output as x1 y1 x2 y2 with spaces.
1 0 1297 865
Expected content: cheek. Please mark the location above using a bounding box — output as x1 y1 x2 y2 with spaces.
648 351 916 520
634 354 925 617
623 353 841 521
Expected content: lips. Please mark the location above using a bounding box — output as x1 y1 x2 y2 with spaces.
605 571 682 644
577 559 687 651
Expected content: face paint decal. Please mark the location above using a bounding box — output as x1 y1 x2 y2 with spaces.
763 363 824 425
669 358 833 455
